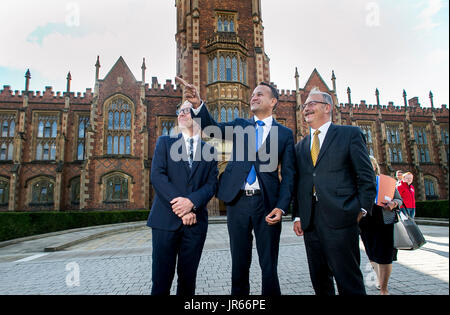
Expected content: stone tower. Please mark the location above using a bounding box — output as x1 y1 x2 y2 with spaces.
175 0 270 120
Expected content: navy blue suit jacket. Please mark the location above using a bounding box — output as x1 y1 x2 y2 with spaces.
147 134 218 232
192 104 296 214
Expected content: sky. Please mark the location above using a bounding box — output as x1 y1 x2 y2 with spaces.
0 0 448 108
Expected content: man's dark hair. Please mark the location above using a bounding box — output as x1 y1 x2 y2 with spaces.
259 82 279 102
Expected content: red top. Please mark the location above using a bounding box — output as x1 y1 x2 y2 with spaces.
397 181 416 209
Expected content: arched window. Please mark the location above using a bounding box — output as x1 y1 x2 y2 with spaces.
232 57 238 81
414 126 431 163
227 108 233 122
31 179 54 205
77 115 90 160
70 177 80 205
226 57 232 81
2 121 8 137
0 178 8 205
219 56 225 81
105 97 133 156
105 175 129 202
218 18 223 32
221 107 227 122
234 107 239 119
213 108 219 121
213 57 218 82
386 125 403 163
424 177 439 200
35 115 58 161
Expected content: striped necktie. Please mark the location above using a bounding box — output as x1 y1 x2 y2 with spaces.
188 137 194 169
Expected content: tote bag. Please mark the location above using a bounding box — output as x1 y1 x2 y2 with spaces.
394 211 426 250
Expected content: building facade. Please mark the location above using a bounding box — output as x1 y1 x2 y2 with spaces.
0 0 448 213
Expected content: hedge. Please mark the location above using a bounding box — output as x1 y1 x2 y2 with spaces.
0 210 150 242
415 200 449 219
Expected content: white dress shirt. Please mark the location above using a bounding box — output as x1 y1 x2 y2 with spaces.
181 132 199 159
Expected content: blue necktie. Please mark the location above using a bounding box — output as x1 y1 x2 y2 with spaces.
246 120 265 185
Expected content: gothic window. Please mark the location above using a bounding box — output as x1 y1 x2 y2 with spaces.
424 176 439 200
0 178 8 205
213 108 219 121
31 180 54 205
441 127 449 161
217 14 236 33
209 53 245 84
227 108 233 122
414 126 431 163
70 177 80 205
226 57 232 81
213 57 218 82
386 125 403 163
0 113 16 161
359 124 375 157
105 97 132 155
77 116 90 160
36 115 58 161
221 107 227 122
234 107 239 119
160 119 176 137
232 57 238 82
219 56 225 81
105 175 129 202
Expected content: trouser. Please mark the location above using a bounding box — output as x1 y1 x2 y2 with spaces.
226 191 282 296
303 198 366 295
151 225 207 295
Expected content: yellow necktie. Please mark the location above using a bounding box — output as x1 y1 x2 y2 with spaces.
311 130 321 167
311 130 321 197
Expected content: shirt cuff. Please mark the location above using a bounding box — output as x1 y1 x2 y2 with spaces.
294 217 301 222
361 208 368 217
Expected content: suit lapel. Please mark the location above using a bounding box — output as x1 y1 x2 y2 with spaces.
315 123 338 167
171 134 191 177
303 133 313 167
189 140 203 180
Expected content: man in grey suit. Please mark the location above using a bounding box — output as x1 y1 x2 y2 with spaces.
293 90 377 295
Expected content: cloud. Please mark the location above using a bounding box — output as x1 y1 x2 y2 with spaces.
415 0 444 30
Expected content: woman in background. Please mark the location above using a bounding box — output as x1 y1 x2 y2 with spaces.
359 156 403 295
397 172 416 218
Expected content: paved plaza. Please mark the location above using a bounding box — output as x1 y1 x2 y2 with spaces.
0 220 448 295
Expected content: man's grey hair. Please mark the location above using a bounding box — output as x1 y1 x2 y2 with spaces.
308 88 333 105
308 88 334 118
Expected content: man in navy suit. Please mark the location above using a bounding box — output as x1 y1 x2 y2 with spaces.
292 90 376 295
176 77 296 296
147 100 218 295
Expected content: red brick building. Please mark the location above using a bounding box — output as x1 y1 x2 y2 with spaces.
0 0 448 213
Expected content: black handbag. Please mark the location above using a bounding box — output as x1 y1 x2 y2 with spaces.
394 211 426 250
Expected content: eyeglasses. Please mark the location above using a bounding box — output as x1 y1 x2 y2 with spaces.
176 108 192 116
302 101 330 110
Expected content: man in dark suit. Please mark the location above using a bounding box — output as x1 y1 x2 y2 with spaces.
147 100 218 295
176 77 296 296
293 89 376 295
